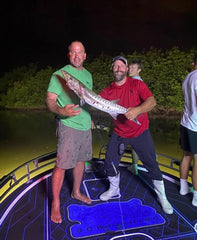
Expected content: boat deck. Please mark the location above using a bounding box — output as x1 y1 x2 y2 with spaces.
0 156 197 240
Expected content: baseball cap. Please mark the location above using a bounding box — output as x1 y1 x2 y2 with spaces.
112 56 128 66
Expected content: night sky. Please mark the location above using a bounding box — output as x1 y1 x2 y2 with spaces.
1 0 197 73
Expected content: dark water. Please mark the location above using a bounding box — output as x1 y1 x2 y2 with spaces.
0 110 182 177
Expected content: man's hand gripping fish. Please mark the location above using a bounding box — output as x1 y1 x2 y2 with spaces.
61 70 140 125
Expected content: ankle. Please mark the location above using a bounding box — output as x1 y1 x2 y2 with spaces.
180 179 189 195
192 190 197 206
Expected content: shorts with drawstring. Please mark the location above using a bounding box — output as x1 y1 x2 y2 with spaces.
56 121 92 169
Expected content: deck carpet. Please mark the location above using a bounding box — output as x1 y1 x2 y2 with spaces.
0 160 197 240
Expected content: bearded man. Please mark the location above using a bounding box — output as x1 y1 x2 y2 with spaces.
99 56 173 215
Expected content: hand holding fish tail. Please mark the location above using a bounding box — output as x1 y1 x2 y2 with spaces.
125 96 156 121
125 107 139 121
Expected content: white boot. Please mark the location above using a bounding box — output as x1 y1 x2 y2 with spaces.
152 180 173 214
100 173 120 201
180 178 190 195
192 190 197 207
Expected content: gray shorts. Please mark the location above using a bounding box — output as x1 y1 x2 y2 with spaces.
56 121 92 169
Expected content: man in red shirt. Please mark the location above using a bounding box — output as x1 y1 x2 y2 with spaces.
99 56 173 214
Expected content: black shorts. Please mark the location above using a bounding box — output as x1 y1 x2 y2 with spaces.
180 125 197 154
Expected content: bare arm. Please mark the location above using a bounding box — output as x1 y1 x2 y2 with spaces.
125 96 156 120
46 91 81 117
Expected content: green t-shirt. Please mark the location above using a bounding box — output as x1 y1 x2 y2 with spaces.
47 64 93 130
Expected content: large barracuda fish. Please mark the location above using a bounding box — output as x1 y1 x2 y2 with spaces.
61 70 140 124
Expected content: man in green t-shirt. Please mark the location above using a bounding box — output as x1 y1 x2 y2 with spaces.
46 41 93 224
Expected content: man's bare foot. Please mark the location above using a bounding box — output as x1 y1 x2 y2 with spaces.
51 201 62 224
71 192 91 204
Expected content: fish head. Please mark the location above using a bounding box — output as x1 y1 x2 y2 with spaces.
61 70 80 91
61 70 84 99
61 70 70 82
61 70 73 84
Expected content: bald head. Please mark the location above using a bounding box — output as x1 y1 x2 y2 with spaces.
68 41 85 53
67 41 86 70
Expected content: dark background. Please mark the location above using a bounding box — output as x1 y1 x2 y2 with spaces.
1 0 197 74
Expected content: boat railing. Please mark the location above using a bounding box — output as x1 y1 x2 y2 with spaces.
0 151 56 203
0 147 192 203
98 145 192 178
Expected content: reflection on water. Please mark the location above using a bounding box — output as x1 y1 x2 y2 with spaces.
149 117 182 158
0 110 182 177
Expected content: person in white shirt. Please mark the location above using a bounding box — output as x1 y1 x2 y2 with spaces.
179 55 197 207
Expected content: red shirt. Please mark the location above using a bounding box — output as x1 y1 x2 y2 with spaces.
99 77 153 138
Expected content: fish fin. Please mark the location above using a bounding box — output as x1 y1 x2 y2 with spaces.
133 118 141 125
111 99 119 104
80 99 86 106
110 113 118 120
